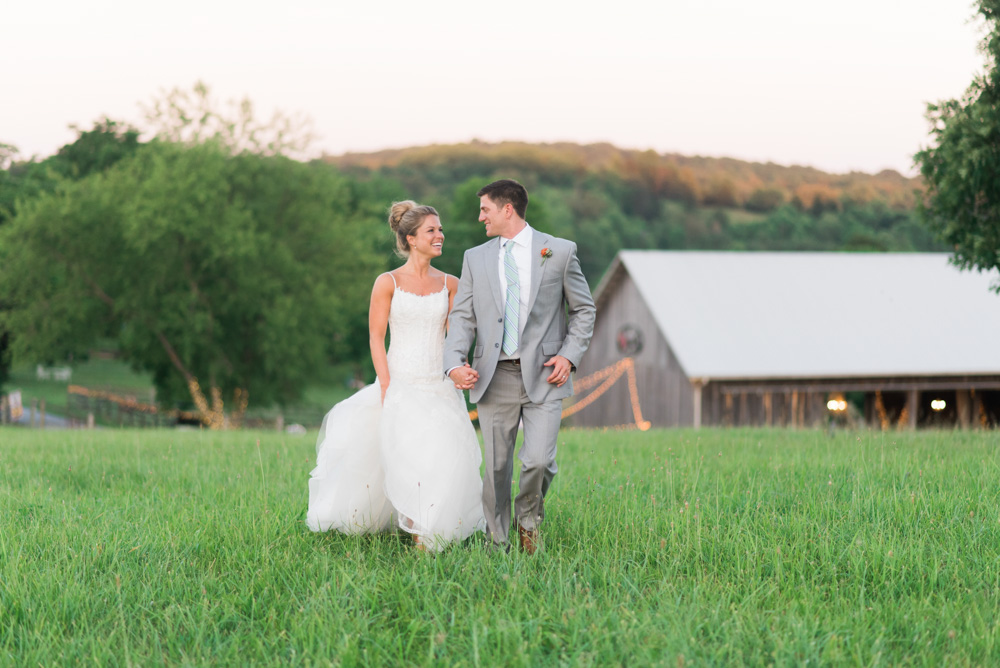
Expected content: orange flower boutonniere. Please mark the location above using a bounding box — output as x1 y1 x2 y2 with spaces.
540 247 553 265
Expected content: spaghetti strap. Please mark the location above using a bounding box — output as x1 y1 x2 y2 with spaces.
385 272 397 289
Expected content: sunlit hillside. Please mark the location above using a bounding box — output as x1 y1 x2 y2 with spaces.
325 140 921 211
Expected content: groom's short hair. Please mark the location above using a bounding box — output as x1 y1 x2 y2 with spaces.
478 179 528 219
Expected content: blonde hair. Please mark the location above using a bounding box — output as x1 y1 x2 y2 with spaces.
388 200 439 258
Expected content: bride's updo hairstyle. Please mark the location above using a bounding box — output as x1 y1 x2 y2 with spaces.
388 200 439 258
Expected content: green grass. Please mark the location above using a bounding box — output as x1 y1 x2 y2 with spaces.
2 427 999 665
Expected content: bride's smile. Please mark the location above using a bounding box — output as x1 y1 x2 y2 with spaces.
408 216 445 257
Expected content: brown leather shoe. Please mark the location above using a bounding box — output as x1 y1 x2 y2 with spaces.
518 525 540 555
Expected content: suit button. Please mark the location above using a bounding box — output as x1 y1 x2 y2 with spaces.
497 318 503 323
494 343 500 348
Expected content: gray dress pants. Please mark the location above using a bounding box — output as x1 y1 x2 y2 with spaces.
476 360 561 547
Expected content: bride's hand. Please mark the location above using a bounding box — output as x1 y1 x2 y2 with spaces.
380 381 389 404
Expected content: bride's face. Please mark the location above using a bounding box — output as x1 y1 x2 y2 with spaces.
407 215 444 258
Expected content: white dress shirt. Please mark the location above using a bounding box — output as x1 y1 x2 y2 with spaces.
498 223 533 360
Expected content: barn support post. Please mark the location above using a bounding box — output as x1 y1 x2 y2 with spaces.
907 389 919 430
692 378 705 430
955 390 970 429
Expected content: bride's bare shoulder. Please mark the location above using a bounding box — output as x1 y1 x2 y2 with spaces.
372 272 397 296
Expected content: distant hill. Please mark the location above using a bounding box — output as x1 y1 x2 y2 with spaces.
321 141 937 285
324 140 921 212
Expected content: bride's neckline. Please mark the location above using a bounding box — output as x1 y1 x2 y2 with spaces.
394 284 448 298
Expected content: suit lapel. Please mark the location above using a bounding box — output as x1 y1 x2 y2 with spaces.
483 238 503 313
527 229 550 314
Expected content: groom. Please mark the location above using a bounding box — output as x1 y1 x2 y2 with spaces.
444 179 595 553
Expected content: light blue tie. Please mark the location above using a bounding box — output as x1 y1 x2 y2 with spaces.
502 240 520 356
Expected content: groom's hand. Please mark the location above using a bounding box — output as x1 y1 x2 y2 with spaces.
449 364 479 390
544 355 572 387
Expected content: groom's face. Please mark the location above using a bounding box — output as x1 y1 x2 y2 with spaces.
479 195 509 238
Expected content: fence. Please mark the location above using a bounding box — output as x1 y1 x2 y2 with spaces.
65 385 187 428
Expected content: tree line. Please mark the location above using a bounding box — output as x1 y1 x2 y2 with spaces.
329 142 942 285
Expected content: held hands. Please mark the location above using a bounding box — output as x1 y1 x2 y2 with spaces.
544 355 572 387
449 364 479 391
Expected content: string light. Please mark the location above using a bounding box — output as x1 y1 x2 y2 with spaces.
467 357 651 430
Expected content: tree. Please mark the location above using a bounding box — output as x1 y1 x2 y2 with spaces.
142 81 315 159
745 188 785 213
0 119 141 226
915 0 1000 289
48 118 141 180
0 120 144 391
0 141 384 427
439 177 493 277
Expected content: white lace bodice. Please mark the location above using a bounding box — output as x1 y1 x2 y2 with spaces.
386 286 449 384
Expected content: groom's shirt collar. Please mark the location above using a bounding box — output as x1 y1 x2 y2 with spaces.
502 222 533 249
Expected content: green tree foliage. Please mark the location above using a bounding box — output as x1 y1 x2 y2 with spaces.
0 141 384 424
1 119 142 225
745 188 786 213
915 0 1000 289
49 118 141 180
0 120 144 391
438 177 491 277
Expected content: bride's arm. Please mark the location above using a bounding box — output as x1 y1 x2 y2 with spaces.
369 273 394 402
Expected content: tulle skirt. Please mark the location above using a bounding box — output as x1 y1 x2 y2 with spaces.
306 378 485 550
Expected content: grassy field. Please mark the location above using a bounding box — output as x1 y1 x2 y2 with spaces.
2 427 999 666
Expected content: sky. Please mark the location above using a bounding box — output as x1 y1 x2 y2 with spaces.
1 0 987 175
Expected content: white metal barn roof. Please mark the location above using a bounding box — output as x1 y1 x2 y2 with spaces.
608 251 1000 380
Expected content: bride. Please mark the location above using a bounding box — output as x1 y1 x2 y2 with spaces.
306 200 486 550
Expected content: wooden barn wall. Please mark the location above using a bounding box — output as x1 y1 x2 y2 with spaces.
703 384 829 427
571 273 693 428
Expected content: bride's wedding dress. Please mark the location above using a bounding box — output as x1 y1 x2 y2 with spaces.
306 280 485 550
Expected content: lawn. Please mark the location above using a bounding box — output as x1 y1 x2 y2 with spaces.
2 427 999 665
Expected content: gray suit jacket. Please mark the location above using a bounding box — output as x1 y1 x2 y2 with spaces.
444 229 596 404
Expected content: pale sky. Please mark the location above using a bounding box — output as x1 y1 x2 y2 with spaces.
1 0 986 175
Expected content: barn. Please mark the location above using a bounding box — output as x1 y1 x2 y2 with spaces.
571 251 1000 429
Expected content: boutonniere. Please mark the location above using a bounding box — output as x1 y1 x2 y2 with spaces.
540 247 553 265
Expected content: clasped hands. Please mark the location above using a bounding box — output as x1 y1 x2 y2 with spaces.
448 355 572 390
449 364 479 390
